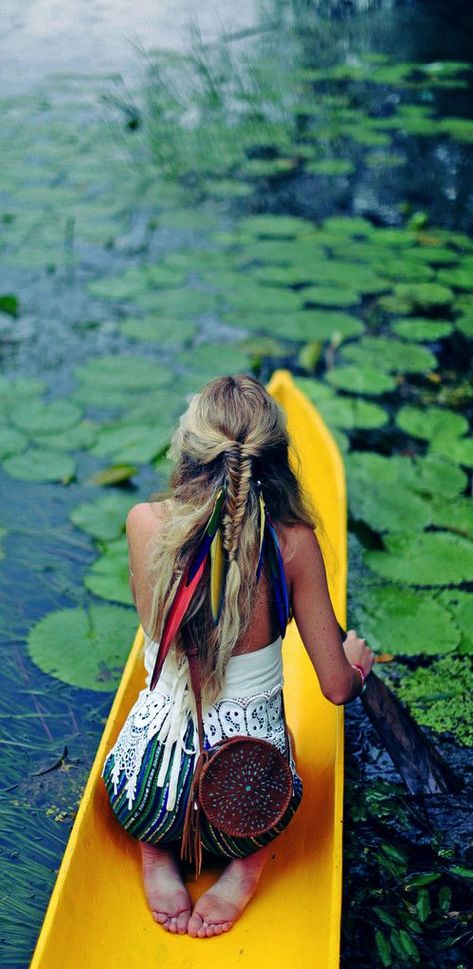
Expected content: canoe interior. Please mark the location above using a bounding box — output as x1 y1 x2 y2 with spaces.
30 368 346 969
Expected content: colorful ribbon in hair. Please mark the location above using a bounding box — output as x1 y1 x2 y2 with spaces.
150 478 290 691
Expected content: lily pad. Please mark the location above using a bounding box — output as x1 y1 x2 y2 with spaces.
33 422 99 451
391 318 453 341
319 396 388 430
353 585 459 654
0 426 28 458
428 436 473 467
88 265 185 301
10 399 82 435
436 590 473 654
3 448 76 482
412 453 468 499
90 421 171 465
365 531 473 586
224 282 302 314
326 365 397 395
395 406 469 441
119 316 197 343
27 604 137 691
302 286 360 308
379 282 453 314
348 473 431 533
84 539 133 605
70 493 136 541
306 158 355 176
430 496 473 541
340 337 437 373
74 355 170 391
237 215 312 238
176 343 252 377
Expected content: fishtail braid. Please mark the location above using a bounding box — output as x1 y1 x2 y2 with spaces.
221 442 254 561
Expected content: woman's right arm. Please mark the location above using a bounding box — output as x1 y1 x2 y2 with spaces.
287 524 375 704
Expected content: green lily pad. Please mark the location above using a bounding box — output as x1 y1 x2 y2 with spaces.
302 286 360 308
130 289 216 317
379 281 453 314
348 471 431 533
226 309 365 343
391 318 453 341
176 343 252 377
27 604 137 691
411 453 468 498
436 262 473 290
203 178 253 198
438 117 473 142
0 426 29 458
0 376 47 408
84 539 133 605
353 585 459 654
88 264 185 301
119 316 197 343
70 493 136 541
306 158 355 176
340 337 437 373
224 283 303 314
237 215 312 238
430 496 473 541
10 399 82 435
428 436 473 467
318 396 388 430
242 157 296 177
365 151 405 168
436 590 473 654
326 365 397 395
365 531 473 586
395 406 469 441
456 313 473 337
33 422 98 451
3 448 76 482
90 421 171 465
74 355 170 391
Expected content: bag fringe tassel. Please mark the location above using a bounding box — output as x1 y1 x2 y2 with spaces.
180 749 209 878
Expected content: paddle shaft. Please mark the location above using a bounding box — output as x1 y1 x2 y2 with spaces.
337 623 462 795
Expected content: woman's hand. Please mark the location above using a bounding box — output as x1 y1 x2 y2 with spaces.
342 629 375 679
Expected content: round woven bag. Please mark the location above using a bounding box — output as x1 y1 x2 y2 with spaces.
198 735 293 838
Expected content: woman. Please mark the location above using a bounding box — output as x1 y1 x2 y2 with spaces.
101 373 375 939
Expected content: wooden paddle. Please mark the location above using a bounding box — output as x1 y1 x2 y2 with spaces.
337 623 463 795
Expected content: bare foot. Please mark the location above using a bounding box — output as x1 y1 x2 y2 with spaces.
187 845 270 938
140 842 192 934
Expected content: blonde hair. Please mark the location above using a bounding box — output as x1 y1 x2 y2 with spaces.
145 373 325 704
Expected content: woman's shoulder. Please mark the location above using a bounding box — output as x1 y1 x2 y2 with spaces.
126 499 173 532
277 521 320 576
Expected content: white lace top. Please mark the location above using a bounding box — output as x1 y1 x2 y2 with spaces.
101 633 287 813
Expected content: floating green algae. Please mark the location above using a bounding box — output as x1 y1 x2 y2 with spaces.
381 656 473 746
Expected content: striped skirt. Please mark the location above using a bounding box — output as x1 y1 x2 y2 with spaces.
101 718 303 860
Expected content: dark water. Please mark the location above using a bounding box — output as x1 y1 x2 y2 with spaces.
0 1 472 967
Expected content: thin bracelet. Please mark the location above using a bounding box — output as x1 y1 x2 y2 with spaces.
350 663 367 695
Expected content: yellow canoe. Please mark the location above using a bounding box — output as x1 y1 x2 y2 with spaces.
30 368 346 969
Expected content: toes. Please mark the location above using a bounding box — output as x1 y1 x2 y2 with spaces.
176 910 191 935
187 912 204 938
153 912 171 929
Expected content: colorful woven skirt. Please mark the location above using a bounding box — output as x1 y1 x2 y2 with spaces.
102 720 303 860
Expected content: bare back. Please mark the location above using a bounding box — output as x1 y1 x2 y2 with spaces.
126 500 284 655
126 499 355 699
